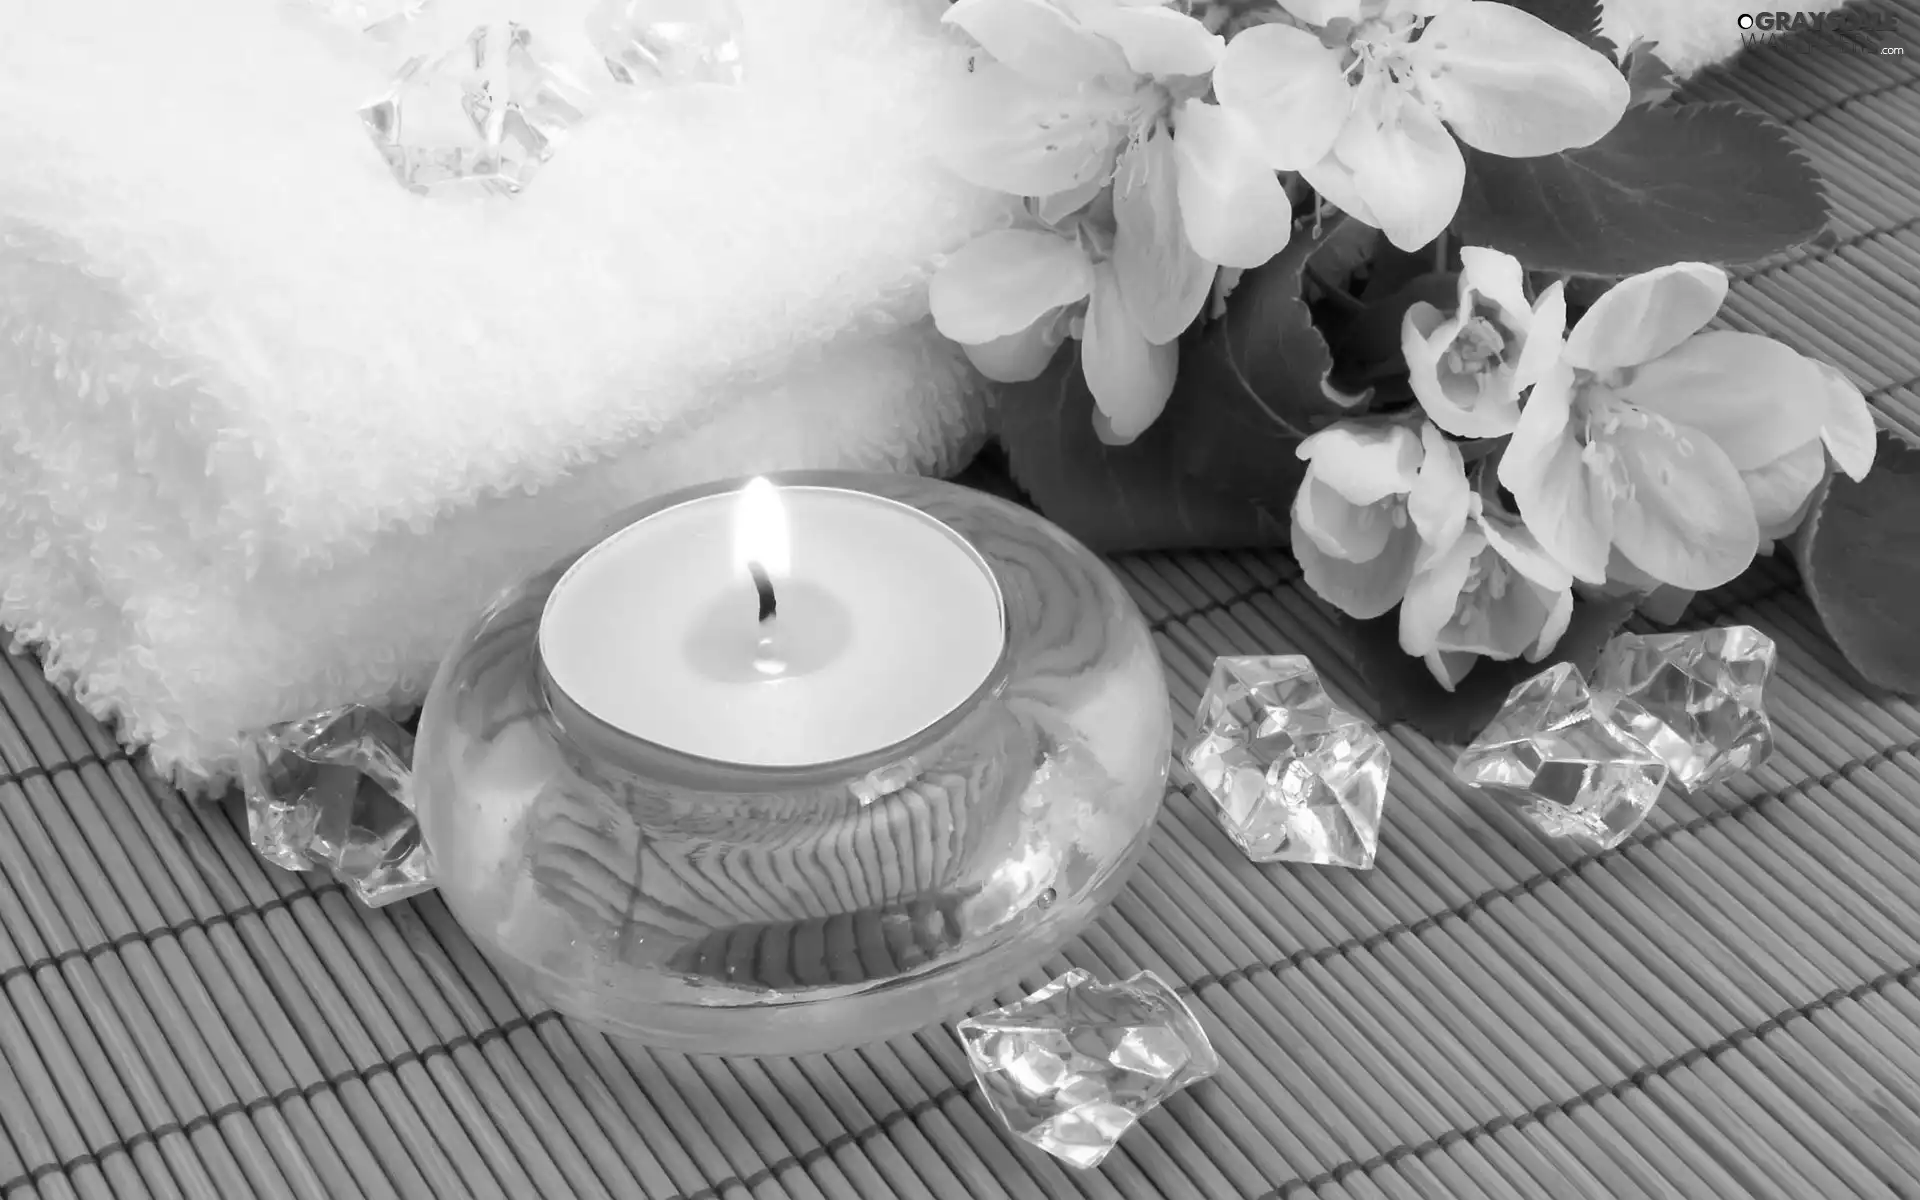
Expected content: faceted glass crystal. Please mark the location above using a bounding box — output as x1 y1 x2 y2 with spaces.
1592 626 1776 792
1180 656 1389 868
1454 663 1670 849
586 0 746 87
238 707 434 907
957 969 1219 1169
307 0 430 37
359 23 593 197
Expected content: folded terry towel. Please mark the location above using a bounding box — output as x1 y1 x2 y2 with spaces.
0 0 1011 787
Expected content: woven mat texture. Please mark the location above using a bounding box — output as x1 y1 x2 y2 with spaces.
4 17 1920 1200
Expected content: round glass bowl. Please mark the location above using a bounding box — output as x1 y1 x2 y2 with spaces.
411 471 1171 1056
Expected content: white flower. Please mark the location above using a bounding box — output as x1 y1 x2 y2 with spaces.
1740 359 1878 545
1499 262 1836 591
1211 0 1630 250
940 0 1290 263
930 198 1185 442
1398 494 1575 690
1402 246 1566 438
931 0 1297 441
1290 420 1472 619
927 222 1092 385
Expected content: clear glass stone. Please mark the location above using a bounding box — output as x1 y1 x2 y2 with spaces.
1592 625 1777 792
238 707 434 907
585 0 746 87
1454 662 1669 850
1180 655 1389 868
957 969 1218 1169
308 0 430 37
358 23 594 197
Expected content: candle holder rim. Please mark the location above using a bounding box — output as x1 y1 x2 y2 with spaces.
534 471 1014 791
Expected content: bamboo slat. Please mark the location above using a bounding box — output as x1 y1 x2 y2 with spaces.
3 12 1919 1198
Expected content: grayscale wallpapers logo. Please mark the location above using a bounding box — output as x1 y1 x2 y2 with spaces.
1737 8 1907 54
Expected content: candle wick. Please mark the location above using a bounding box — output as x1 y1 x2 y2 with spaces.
749 561 777 623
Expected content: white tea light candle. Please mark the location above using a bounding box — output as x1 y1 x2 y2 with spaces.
414 470 1173 1054
538 479 1006 766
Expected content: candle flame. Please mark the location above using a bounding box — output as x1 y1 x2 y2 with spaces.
733 477 790 578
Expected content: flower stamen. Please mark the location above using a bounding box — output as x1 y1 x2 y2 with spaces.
1443 315 1507 376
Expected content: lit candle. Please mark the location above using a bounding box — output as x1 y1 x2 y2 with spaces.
537 478 1007 767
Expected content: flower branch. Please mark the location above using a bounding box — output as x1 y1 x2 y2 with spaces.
927 0 1903 735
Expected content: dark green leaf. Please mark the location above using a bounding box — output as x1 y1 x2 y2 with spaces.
1342 595 1638 742
1326 271 1460 390
1621 38 1679 108
1454 102 1831 277
1489 0 1614 57
1794 432 1920 695
1558 273 1612 310
995 346 1287 554
948 441 1034 509
1158 219 1364 514
1359 241 1442 303
1306 220 1382 293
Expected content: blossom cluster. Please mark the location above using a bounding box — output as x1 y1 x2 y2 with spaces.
928 0 1881 692
1300 249 1875 689
928 0 1630 443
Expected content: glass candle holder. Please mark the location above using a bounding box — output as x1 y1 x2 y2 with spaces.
411 471 1171 1056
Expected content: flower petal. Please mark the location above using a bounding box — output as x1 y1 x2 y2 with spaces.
1511 280 1566 392
1033 176 1107 225
961 318 1069 382
1112 133 1217 342
940 61 1125 198
1297 479 1395 561
944 0 1129 87
1293 512 1421 620
1576 548 1668 604
1298 145 1382 228
1408 421 1472 566
1389 0 1470 18
1479 578 1565 660
1280 0 1365 24
1741 438 1827 539
1608 418 1760 590
1457 245 1530 324
1399 526 1483 655
1481 509 1572 592
1297 421 1424 506
1418 527 1567 662
1403 297 1452 349
1813 360 1878 481
1401 302 1524 438
1083 261 1177 442
1211 23 1353 169
1074 4 1225 77
929 229 1094 345
1602 547 1666 595
1497 363 1613 582
1171 100 1294 268
1527 586 1575 660
1423 649 1479 690
1411 1 1628 157
1562 262 1727 372
1614 330 1829 470
1336 77 1466 252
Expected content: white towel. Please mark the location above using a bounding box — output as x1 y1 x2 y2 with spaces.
1 325 984 789
0 0 1013 788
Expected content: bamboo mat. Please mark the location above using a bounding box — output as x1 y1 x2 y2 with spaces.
4 19 1920 1200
